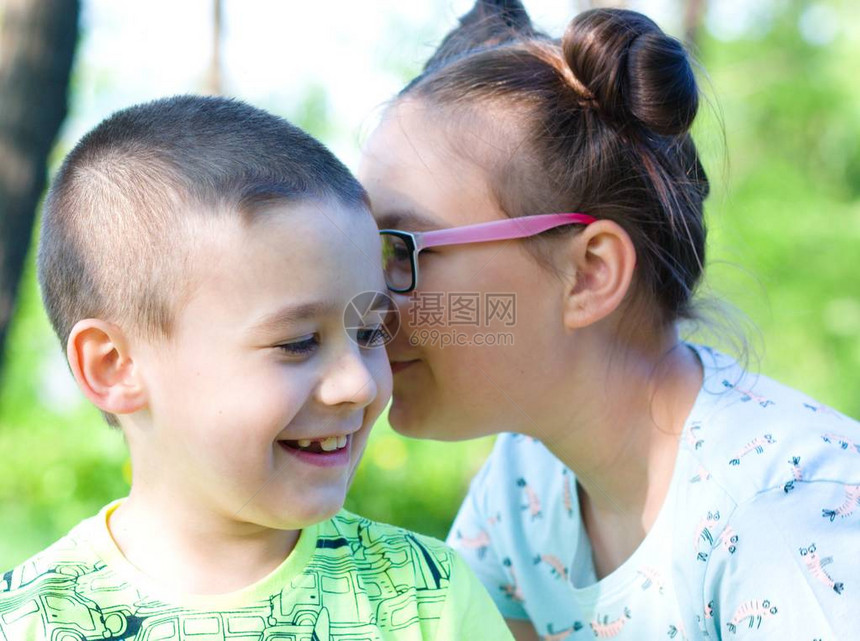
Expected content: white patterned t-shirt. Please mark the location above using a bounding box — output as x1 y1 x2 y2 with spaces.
448 344 860 640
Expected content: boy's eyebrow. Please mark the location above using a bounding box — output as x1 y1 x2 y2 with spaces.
250 301 336 333
376 209 441 232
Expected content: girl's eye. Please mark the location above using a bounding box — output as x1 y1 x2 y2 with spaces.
277 334 319 358
356 326 389 349
392 245 411 261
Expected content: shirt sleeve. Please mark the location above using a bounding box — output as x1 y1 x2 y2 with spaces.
432 552 515 641
703 481 860 640
446 453 529 621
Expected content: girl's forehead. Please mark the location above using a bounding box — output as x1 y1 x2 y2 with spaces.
361 102 508 229
364 102 444 169
373 98 518 163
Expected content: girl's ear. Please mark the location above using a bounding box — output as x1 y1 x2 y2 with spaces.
423 0 544 73
562 219 637 330
66 319 147 418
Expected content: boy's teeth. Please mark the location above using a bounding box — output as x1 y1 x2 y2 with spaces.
319 436 339 452
290 435 348 452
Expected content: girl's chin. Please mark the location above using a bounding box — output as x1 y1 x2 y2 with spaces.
386 396 416 432
388 399 475 442
386 395 436 438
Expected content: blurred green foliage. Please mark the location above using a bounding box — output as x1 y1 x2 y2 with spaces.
1 0 858 569
691 0 860 413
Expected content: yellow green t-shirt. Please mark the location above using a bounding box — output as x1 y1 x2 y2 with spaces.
0 502 513 641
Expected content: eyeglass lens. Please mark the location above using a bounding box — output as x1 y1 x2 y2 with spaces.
381 234 414 291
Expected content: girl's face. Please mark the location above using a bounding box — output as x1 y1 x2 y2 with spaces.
359 101 574 441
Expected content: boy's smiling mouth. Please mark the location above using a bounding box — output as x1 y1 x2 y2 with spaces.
277 434 353 468
280 435 349 453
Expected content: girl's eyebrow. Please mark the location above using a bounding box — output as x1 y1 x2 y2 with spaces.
376 209 441 232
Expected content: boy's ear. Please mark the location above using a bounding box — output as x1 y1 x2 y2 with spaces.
67 319 147 417
562 220 637 330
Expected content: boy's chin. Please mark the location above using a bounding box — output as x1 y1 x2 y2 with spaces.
252 492 347 531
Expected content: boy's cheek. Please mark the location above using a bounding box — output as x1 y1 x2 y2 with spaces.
362 392 390 438
354 362 390 452
372 356 395 419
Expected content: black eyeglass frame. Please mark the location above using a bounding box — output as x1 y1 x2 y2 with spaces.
379 230 419 294
378 213 598 294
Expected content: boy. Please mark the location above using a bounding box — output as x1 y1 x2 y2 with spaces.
0 96 512 641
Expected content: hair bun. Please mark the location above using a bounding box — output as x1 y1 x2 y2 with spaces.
562 9 698 136
422 0 543 74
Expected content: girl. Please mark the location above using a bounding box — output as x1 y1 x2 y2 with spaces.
359 2 860 640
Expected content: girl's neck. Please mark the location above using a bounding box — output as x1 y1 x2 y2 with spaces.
539 330 703 577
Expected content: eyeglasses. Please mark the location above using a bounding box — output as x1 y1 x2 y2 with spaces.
379 212 597 293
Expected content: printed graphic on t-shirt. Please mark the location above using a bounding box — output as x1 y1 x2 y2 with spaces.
0 512 453 641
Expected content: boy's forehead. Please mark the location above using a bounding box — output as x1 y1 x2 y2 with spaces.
247 199 380 267
247 197 372 233
178 199 384 319
186 197 374 253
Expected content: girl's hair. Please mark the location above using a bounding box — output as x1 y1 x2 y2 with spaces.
399 2 710 326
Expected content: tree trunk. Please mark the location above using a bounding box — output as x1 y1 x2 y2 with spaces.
205 0 223 95
0 0 79 376
684 0 707 49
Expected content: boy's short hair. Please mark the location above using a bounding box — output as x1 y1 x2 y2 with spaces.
39 94 366 355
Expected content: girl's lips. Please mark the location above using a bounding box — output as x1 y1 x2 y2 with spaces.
391 360 419 375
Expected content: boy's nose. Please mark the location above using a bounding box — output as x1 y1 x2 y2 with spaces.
316 349 378 409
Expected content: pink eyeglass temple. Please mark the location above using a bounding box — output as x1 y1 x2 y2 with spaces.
413 213 597 250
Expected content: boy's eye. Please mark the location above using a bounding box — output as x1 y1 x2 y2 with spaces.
277 334 319 358
355 326 390 349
